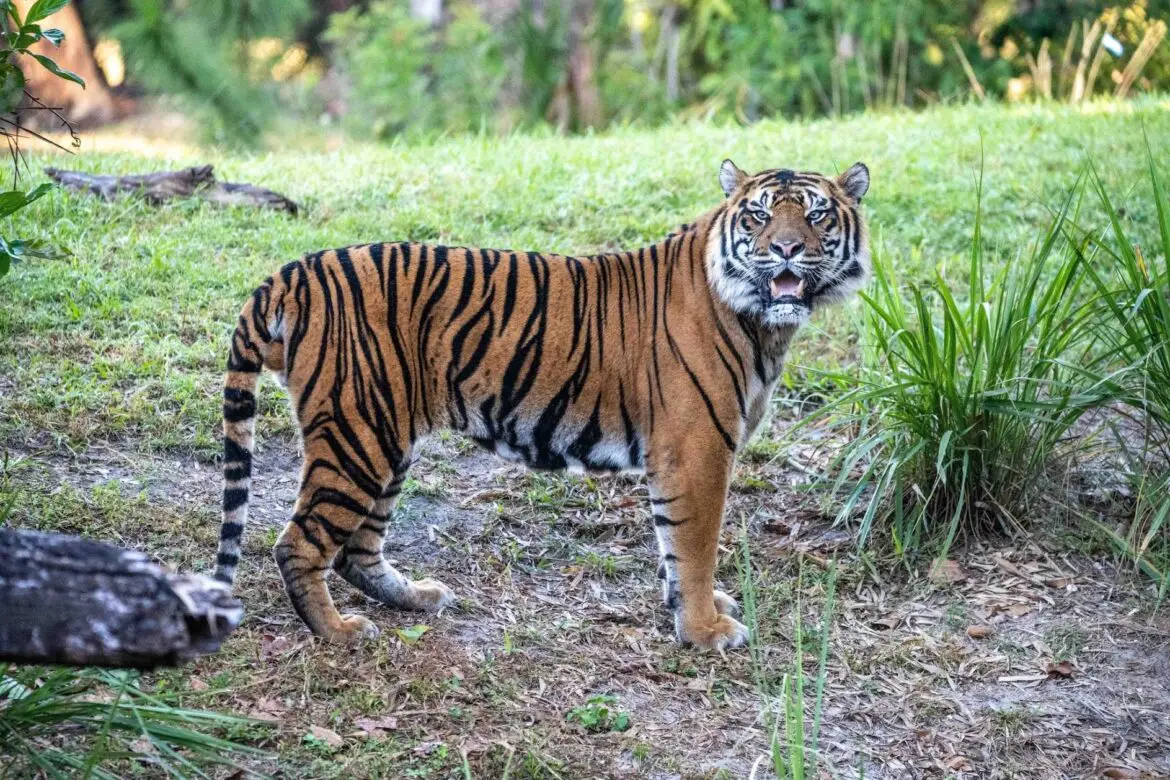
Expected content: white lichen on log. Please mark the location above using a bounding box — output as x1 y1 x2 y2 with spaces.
0 528 243 669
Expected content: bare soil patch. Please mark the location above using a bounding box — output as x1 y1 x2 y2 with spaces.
5 426 1170 779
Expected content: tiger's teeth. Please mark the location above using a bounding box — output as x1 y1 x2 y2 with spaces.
795 278 806 298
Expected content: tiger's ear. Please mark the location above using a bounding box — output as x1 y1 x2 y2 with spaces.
719 159 746 197
838 162 870 203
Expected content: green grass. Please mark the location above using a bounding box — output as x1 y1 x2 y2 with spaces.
1077 146 1170 592
0 665 268 779
4 100 1170 777
738 532 838 779
2 100 1170 455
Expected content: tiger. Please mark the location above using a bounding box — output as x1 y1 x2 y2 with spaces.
213 159 871 651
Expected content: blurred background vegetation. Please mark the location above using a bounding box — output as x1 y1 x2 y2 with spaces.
13 0 1170 142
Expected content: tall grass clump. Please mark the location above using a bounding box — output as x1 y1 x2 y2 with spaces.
810 176 1112 560
1078 148 1170 589
0 664 267 778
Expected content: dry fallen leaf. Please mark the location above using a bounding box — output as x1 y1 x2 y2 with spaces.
966 625 992 639
1044 577 1073 589
188 676 209 692
309 725 344 748
994 555 1030 580
354 716 399 738
128 737 156 755
261 634 297 659
1103 768 1139 779
248 696 286 723
929 559 967 585
870 615 900 631
1047 660 1075 678
991 603 1033 618
945 755 970 770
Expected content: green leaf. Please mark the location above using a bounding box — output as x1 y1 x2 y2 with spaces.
24 0 69 25
31 53 84 87
394 624 430 645
0 182 52 219
14 25 42 49
0 250 10 279
612 712 630 732
40 27 63 46
0 65 25 114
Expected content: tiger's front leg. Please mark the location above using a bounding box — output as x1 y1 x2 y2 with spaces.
648 440 749 651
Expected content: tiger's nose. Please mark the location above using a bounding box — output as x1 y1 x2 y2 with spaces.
770 240 805 259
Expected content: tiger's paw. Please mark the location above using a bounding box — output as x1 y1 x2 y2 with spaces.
680 614 751 651
408 578 456 612
325 614 380 643
713 590 741 618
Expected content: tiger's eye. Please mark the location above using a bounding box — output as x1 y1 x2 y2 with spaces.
807 209 826 223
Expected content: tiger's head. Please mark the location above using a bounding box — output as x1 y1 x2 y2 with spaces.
706 160 871 329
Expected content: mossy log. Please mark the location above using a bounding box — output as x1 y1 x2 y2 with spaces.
44 165 299 215
0 528 243 669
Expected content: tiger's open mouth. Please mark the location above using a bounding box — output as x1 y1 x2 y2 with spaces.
769 269 808 304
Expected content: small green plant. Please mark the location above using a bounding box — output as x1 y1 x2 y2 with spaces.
739 532 837 779
566 694 631 734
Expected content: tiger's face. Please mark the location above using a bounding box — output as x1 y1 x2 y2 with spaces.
706 160 871 329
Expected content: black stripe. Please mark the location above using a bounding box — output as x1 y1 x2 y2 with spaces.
223 488 249 512
653 513 687 527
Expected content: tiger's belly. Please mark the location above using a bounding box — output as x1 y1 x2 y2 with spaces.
461 410 645 475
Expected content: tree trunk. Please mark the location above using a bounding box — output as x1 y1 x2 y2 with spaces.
0 528 243 669
15 1 122 129
566 0 603 130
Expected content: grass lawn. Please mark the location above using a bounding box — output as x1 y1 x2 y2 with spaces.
2 100 1170 778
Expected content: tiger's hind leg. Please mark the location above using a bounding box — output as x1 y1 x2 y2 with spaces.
273 458 386 642
333 470 457 613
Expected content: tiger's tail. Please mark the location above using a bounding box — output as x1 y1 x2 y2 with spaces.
213 273 286 585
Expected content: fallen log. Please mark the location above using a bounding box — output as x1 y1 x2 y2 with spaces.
0 528 243 669
43 164 299 215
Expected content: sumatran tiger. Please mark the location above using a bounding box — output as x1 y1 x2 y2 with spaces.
213 159 871 651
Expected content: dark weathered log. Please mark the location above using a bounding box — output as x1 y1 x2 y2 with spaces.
0 528 243 669
43 165 299 215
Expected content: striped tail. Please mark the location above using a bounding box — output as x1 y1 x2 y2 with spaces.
214 275 282 585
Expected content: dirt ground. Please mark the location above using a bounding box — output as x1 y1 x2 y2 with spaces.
7 401 1170 780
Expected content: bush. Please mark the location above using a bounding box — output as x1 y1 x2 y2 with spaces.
809 174 1113 558
326 1 507 138
0 0 86 282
